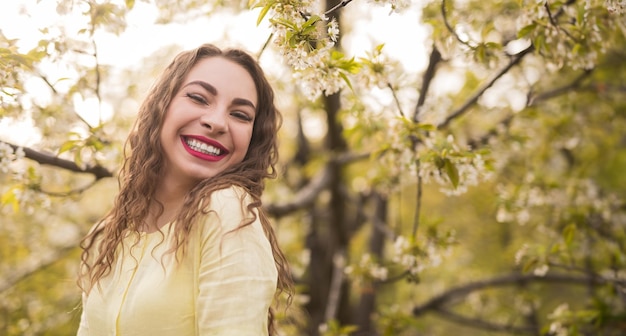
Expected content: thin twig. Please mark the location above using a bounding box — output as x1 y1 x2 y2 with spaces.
544 1 578 42
412 160 423 238
257 32 274 60
31 180 101 197
324 0 353 16
387 82 405 118
92 39 103 126
36 73 59 94
441 0 473 48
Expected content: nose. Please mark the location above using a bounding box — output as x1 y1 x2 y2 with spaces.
199 108 227 133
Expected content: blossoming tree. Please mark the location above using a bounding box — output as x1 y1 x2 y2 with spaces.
1 0 625 335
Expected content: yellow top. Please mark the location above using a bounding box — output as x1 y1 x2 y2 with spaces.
77 186 277 336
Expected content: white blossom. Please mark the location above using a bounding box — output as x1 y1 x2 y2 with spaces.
327 18 339 42
515 244 529 265
533 264 549 276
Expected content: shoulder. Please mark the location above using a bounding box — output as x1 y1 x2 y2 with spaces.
199 185 259 234
207 185 252 208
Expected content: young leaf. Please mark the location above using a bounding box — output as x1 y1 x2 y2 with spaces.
443 158 459 188
518 22 537 39
58 140 79 155
562 223 577 246
256 3 273 26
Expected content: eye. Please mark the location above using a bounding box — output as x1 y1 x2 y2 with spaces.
185 93 208 105
231 110 254 122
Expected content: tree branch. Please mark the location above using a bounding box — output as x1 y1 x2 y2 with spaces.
324 249 347 322
437 0 575 130
265 152 369 218
433 306 536 334
413 45 442 122
527 69 593 107
324 0 353 16
31 180 101 197
438 45 534 129
1 140 113 179
412 272 624 316
544 1 578 42
467 68 593 149
265 163 332 218
0 242 79 294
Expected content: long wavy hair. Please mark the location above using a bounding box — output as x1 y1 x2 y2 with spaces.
79 44 292 334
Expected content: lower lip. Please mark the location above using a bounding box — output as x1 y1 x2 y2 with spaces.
180 137 225 162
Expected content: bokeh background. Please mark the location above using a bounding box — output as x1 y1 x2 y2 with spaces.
1 0 625 335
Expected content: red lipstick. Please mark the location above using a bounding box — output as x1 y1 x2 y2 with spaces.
180 135 229 162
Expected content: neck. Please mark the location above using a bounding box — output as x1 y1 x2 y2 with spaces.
145 177 194 232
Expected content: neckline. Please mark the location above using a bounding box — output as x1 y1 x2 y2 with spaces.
136 221 174 235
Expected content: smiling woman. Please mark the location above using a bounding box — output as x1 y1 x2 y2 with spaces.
77 44 292 336
159 57 257 190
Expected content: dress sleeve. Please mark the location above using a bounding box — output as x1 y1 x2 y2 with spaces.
196 186 278 335
76 222 102 336
76 293 89 335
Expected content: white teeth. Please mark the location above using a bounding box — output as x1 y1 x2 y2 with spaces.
185 138 222 156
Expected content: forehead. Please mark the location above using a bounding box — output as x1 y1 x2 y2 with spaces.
184 57 258 105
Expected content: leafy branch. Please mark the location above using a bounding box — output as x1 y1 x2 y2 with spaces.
1 140 113 180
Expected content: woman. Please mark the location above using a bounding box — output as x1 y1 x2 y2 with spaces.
77 44 292 335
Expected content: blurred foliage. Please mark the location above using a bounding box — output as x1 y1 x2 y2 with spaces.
1 0 625 335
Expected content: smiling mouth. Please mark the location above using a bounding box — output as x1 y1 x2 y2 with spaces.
184 137 223 156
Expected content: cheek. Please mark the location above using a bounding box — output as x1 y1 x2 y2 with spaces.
238 128 255 157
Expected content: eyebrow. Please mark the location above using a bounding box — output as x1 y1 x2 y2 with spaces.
183 80 257 110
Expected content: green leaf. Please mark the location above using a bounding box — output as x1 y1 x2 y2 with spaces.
534 34 546 52
443 158 459 188
256 3 273 26
563 223 577 246
339 72 354 92
416 123 436 131
485 42 502 50
58 139 79 155
522 257 538 274
74 149 84 169
1 186 20 213
434 156 445 169
517 22 537 39
269 18 296 30
302 15 321 29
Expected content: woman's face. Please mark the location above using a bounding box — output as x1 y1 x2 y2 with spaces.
159 57 257 188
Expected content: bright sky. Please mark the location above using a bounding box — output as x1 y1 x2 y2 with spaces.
0 1 428 146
